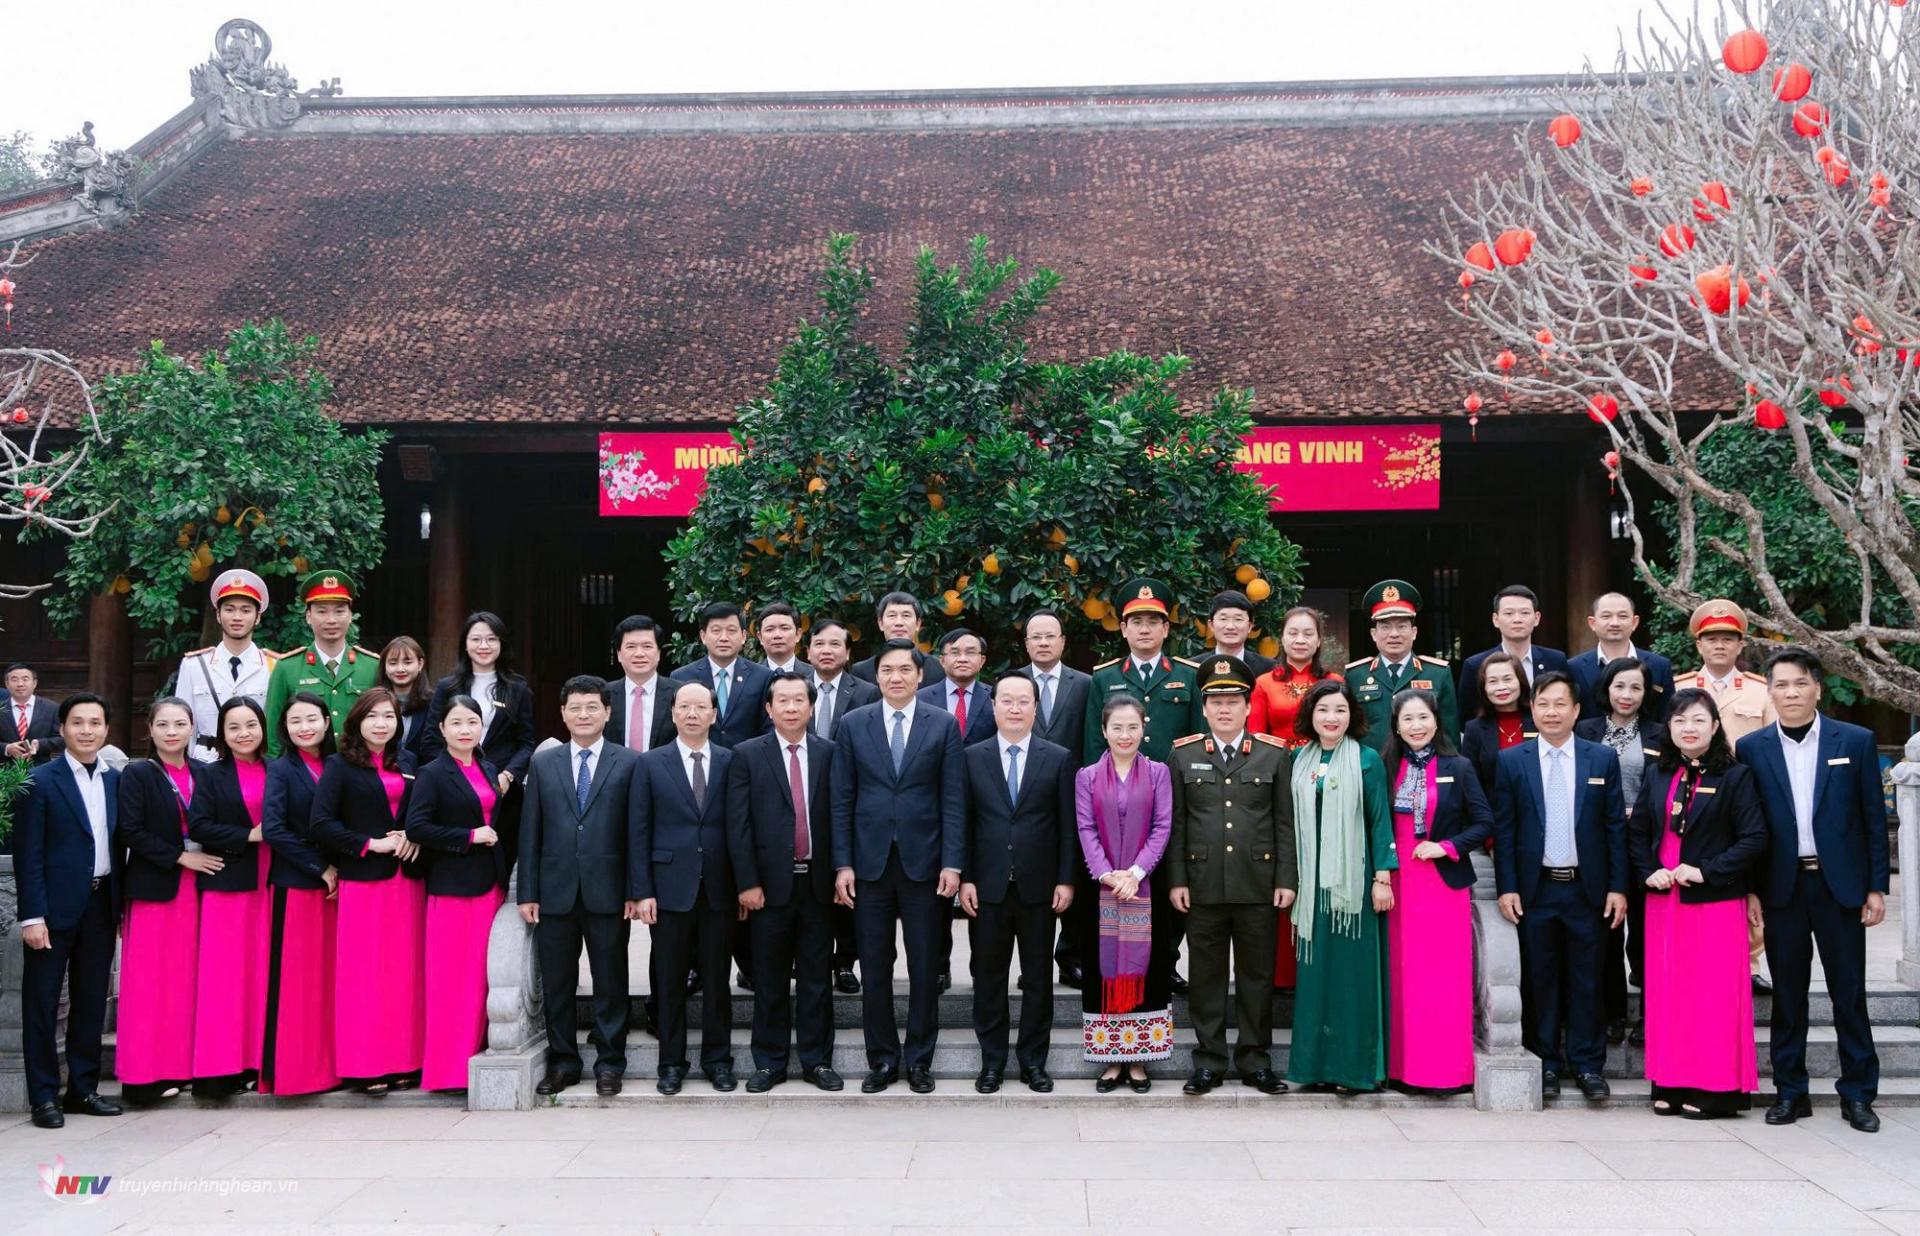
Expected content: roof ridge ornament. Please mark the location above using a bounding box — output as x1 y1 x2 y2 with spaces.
189 19 341 130
49 122 135 221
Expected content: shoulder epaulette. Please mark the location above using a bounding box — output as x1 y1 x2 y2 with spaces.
1171 733 1205 748
1092 657 1122 671
352 645 379 658
183 645 215 659
1345 656 1373 669
1253 732 1288 747
1420 655 1450 666
1172 656 1200 668
276 648 306 661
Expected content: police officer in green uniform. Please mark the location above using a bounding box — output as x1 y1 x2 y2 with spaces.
1346 579 1460 751
1081 578 1203 767
264 568 380 755
1165 656 1297 1096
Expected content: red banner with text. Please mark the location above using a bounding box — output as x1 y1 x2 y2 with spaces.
599 424 1440 516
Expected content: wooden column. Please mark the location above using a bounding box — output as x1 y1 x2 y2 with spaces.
87 591 133 750
1563 462 1607 653
426 456 468 680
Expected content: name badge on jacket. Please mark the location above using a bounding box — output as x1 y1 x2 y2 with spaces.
1827 757 1851 766
1586 777 1606 785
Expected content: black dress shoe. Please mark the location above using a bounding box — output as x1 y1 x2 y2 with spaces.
1057 963 1083 990
975 1069 1003 1094
1628 1020 1645 1048
1095 1073 1123 1094
835 968 861 994
861 1067 898 1094
804 1065 844 1091
746 1069 787 1094
60 1091 122 1117
1605 1019 1627 1045
535 1068 580 1096
1021 1067 1054 1094
1751 972 1772 995
708 1065 738 1093
1243 1069 1288 1095
1576 1073 1611 1100
1183 1067 1220 1095
1541 1070 1562 1098
735 969 754 993
30 1101 64 1129
686 969 703 995
594 1071 623 1097
1842 1099 1881 1133
656 1066 686 1096
908 1066 935 1094
1169 970 1189 997
936 970 952 994
1765 1094 1812 1124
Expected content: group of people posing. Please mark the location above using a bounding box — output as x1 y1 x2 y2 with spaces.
9 565 1891 1136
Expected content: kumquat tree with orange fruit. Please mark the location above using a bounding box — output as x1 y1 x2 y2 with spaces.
665 233 1303 665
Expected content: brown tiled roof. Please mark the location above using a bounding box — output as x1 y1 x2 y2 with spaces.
10 123 1547 426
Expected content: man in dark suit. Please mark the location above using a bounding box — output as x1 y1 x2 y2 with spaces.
1738 647 1890 1134
958 673 1076 1093
671 600 771 751
1021 608 1093 987
631 680 738 1094
832 638 965 1094
1460 585 1572 721
1491 670 1627 1101
1567 592 1675 724
920 629 996 747
725 671 842 1092
15 692 122 1128
606 614 677 755
850 591 947 688
2 662 64 765
1204 590 1276 677
806 617 878 994
754 602 813 680
516 675 642 1097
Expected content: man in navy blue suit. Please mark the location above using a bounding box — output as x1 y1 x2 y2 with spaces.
1460 585 1571 721
1492 671 1627 1101
921 627 995 991
832 638 966 1094
1567 591 1675 723
1738 647 1889 1134
671 601 770 751
15 693 123 1128
631 679 738 1095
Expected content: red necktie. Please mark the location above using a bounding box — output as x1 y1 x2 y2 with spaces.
954 687 968 733
789 743 809 861
14 704 26 736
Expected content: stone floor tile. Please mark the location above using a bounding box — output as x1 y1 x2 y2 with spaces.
1450 1180 1884 1229
1249 1138 1613 1180
908 1138 1258 1179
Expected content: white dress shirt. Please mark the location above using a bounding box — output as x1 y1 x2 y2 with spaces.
884 702 915 751
1779 716 1822 858
1537 735 1579 865
1506 644 1538 682
1128 656 1161 679
620 675 658 752
470 670 500 732
996 731 1032 793
812 673 842 737
947 680 978 718
765 658 804 676
676 737 714 788
569 736 606 789
1380 654 1414 677
782 732 811 812
19 753 112 930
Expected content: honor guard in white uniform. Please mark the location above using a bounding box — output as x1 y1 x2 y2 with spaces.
176 569 278 762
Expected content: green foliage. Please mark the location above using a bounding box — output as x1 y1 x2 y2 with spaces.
28 321 388 658
0 130 51 192
0 756 32 845
665 235 1304 665
1648 413 1920 705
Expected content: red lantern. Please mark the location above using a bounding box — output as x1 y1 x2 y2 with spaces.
1701 181 1732 210
1602 449 1621 493
1658 224 1696 256
1818 377 1852 407
1628 256 1659 283
1458 271 1476 291
0 276 12 334
1694 265 1751 314
1871 187 1892 208
1772 62 1812 101
1493 228 1535 266
1817 148 1851 184
1792 102 1828 137
1547 115 1582 147
1629 176 1653 196
1536 328 1555 348
1587 393 1619 423
1462 392 1483 414
1465 242 1496 272
1753 399 1788 430
1494 350 1517 374
1854 313 1883 354
1722 30 1769 73
9 408 26 424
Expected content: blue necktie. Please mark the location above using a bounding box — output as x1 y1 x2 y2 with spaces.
576 747 592 814
890 711 907 774
714 669 730 719
1544 747 1573 864
1038 674 1055 728
1006 744 1021 802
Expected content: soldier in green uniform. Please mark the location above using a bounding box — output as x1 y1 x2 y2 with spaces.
264 568 380 755
1166 656 1297 1096
1081 578 1203 767
1346 579 1460 751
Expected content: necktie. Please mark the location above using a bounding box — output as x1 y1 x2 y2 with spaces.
325 658 339 677
1006 743 1021 802
628 684 647 752
575 747 592 813
953 687 968 733
714 670 730 719
789 743 809 860
229 655 242 682
15 704 26 735
815 682 834 737
1039 673 1055 728
1219 740 1234 766
1138 660 1154 686
689 750 707 811
1544 747 1573 864
890 711 907 774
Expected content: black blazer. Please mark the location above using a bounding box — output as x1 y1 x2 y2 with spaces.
1568 648 1676 724
812 673 879 739
1023 664 1092 766
918 680 997 746
604 676 679 752
116 759 197 903
395 704 434 767
670 658 771 749
15 757 121 929
405 754 511 896
261 751 331 890
830 701 966 881
516 740 640 915
1491 737 1628 907
1630 760 1768 903
1382 752 1494 891
851 649 946 688
959 735 1077 902
628 742 736 912
724 730 836 907
419 674 537 783
0 696 63 764
1574 715 1669 811
310 753 420 882
1461 712 1535 792
186 759 269 893
1739 717 1890 910
1459 644 1571 722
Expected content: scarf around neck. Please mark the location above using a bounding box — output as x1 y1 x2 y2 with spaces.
1291 737 1366 959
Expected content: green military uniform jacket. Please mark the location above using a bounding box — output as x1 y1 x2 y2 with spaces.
1082 653 1203 766
265 643 381 755
1346 654 1460 751
1165 731 1298 903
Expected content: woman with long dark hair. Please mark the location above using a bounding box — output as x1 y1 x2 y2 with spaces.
1460 652 1534 792
420 612 535 786
259 690 342 1095
185 697 275 1098
312 687 423 1094
114 697 219 1105
378 635 434 765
